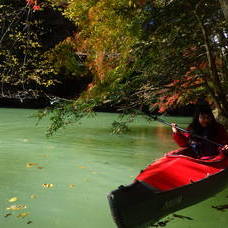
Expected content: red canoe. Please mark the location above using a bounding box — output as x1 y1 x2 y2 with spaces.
108 148 228 228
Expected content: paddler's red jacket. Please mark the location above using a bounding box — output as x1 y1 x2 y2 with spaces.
172 123 228 147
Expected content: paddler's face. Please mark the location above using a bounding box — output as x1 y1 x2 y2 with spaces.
198 114 212 127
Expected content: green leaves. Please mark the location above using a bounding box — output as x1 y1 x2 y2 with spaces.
36 0 228 134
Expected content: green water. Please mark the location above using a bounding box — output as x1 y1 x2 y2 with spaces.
0 108 227 228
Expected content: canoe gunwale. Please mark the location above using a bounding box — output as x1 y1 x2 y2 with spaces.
166 147 226 164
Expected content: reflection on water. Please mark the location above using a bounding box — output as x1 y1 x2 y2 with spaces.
0 109 227 228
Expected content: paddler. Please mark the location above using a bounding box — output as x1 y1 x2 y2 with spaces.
171 106 228 157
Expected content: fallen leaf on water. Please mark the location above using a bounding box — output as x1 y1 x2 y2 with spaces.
84 178 90 182
30 194 37 199
4 213 12 218
173 214 193 220
8 197 18 202
17 212 30 218
23 139 29 142
6 205 27 211
26 163 38 168
40 154 48 158
150 217 174 227
69 184 76 188
79 166 87 169
42 184 54 188
212 204 228 211
27 221 32 224
37 167 44 169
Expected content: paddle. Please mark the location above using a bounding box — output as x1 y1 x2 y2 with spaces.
147 114 223 147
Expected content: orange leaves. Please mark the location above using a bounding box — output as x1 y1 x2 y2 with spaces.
152 71 205 113
198 62 208 70
26 0 36 5
182 46 198 57
157 93 181 113
190 66 197 71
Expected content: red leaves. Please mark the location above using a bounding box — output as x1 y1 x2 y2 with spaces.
198 62 208 70
151 70 205 113
182 46 198 57
26 0 41 11
26 0 35 5
32 5 41 11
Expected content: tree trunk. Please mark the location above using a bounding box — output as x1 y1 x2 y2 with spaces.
194 10 228 118
219 0 228 25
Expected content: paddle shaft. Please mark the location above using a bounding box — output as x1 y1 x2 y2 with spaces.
149 115 223 147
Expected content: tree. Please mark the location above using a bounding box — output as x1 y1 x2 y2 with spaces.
38 0 228 135
0 0 57 99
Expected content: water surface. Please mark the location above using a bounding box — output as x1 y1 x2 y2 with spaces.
0 109 227 228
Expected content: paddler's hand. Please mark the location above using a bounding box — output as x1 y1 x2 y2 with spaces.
171 123 178 133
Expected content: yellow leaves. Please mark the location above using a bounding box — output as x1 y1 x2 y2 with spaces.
69 184 76 188
5 195 35 222
17 212 30 218
7 205 27 211
128 0 133 7
8 197 18 203
40 154 48 158
30 194 38 199
42 184 54 188
26 163 38 168
79 166 87 169
26 162 44 169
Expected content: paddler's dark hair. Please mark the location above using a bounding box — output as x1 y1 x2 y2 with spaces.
188 106 217 139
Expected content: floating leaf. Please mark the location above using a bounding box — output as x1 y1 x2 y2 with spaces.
69 184 76 188
26 163 38 168
173 214 193 220
42 184 54 188
150 217 174 227
37 167 44 169
4 213 12 218
17 212 30 218
40 154 48 158
7 205 27 211
212 204 228 211
79 166 87 169
8 197 18 202
30 194 38 199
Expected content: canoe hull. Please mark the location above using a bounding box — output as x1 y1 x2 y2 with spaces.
108 168 228 228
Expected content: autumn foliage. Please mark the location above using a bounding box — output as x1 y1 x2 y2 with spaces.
26 0 41 11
